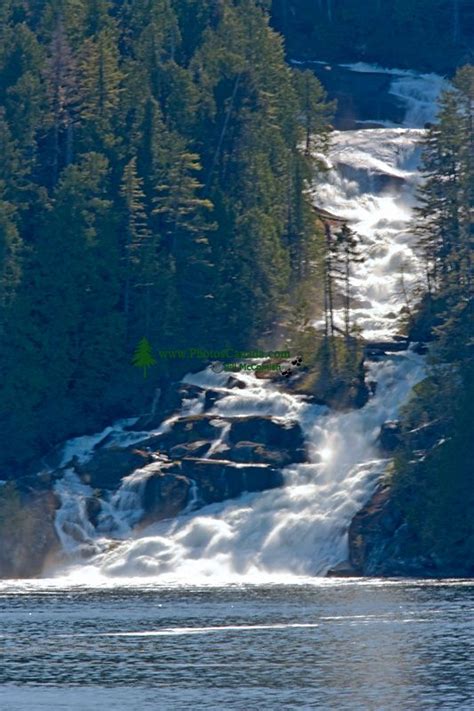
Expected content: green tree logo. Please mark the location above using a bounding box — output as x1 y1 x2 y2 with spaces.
132 337 157 378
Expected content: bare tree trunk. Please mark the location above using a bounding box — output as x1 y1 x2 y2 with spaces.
344 254 350 341
324 223 337 369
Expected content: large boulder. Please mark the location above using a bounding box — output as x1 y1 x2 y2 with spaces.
179 458 284 503
142 469 192 523
378 421 402 452
140 457 284 524
139 415 227 453
75 447 154 490
227 416 306 455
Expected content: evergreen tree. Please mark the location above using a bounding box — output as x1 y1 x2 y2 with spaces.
332 223 364 342
292 68 334 157
120 156 150 326
78 27 122 151
43 19 78 185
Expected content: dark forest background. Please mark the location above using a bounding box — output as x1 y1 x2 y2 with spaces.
271 0 474 72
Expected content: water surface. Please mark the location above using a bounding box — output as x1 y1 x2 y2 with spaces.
1 580 473 710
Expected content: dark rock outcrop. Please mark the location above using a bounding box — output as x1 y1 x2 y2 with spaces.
180 458 284 502
137 414 307 464
405 419 446 452
226 376 247 389
169 441 211 460
364 340 409 359
0 484 60 578
224 441 304 467
134 382 205 430
140 458 283 524
142 415 226 452
227 416 306 453
75 447 154 490
142 469 192 523
348 484 437 577
378 421 402 452
326 560 358 577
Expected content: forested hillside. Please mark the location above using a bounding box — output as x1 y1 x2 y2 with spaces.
0 0 331 473
272 0 474 72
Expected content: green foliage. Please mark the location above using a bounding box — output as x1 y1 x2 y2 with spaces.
388 70 474 572
0 0 332 471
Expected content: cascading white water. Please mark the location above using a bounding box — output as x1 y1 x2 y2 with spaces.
51 65 445 584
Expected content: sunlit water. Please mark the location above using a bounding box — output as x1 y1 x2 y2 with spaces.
1 580 473 710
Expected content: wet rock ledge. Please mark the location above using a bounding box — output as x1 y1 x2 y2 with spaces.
75 411 306 523
0 377 307 578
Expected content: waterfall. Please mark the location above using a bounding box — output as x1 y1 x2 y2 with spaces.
51 66 444 585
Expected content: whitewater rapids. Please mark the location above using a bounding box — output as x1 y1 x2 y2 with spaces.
47 66 445 586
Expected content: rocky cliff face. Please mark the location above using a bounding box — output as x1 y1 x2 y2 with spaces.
0 480 60 579
348 484 438 577
348 412 474 578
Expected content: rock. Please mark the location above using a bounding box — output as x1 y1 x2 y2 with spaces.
75 447 153 490
169 440 211 460
405 419 445 451
301 393 328 407
368 380 377 396
326 561 358 577
203 390 222 410
162 415 227 447
226 376 247 389
227 441 305 467
378 420 402 452
227 416 306 454
140 415 307 463
14 470 60 495
0 483 60 579
180 458 284 503
310 62 405 129
85 496 102 527
134 382 205 430
140 456 284 521
348 484 437 577
412 341 428 355
137 415 227 456
142 470 191 523
364 340 409 358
